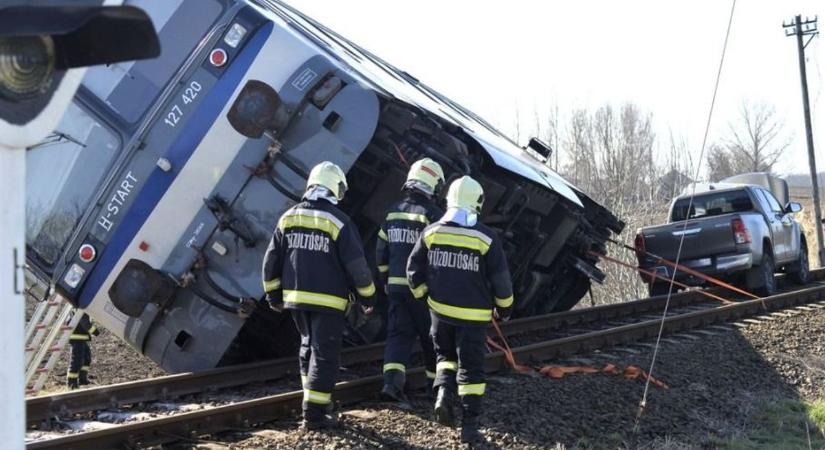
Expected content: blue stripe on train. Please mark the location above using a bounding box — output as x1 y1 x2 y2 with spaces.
78 22 274 308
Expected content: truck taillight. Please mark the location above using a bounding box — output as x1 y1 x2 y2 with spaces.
731 218 751 244
634 233 646 259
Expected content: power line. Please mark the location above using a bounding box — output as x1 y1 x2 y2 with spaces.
634 0 738 432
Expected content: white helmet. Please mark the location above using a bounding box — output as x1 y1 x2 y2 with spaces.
306 161 348 200
405 158 445 195
446 176 484 213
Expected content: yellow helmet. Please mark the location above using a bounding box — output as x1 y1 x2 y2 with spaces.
406 158 445 194
306 161 348 200
446 176 484 213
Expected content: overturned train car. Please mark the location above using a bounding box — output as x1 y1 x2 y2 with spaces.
24 0 624 372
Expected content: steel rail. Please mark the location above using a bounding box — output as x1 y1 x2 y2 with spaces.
27 282 825 450
25 283 719 425
27 268 824 426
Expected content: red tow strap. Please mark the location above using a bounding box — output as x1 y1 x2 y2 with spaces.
588 251 734 304
607 238 760 300
486 318 668 389
539 363 668 389
486 319 531 373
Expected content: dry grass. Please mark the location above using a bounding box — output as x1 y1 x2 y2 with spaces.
789 188 822 270
589 200 669 306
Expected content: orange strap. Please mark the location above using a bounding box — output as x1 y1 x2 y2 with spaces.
589 251 734 304
486 319 532 374
608 238 760 300
487 318 668 388
539 363 669 389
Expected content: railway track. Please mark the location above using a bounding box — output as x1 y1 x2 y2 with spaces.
26 271 825 449
26 281 736 426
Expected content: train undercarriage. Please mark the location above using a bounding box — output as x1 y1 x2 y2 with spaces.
218 95 624 363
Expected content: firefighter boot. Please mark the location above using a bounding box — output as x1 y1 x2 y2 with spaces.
460 416 482 444
423 379 434 400
79 371 90 386
434 386 455 426
301 403 339 430
67 377 79 390
380 370 408 403
460 394 483 444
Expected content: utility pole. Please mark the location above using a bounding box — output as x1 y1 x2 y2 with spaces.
784 15 824 266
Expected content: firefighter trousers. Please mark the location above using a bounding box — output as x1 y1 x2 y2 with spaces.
290 310 345 419
383 291 437 388
430 313 486 419
67 340 91 387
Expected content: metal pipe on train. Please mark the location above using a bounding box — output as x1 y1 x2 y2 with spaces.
23 0 624 372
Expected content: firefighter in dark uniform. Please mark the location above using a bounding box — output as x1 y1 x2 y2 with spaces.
407 176 514 444
262 161 376 430
376 158 445 402
67 313 99 389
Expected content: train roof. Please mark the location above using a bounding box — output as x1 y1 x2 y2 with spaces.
249 0 584 207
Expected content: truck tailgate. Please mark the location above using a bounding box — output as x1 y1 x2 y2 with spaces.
641 215 738 261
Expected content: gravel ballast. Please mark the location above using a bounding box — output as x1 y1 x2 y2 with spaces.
183 305 825 449
41 328 166 393
35 304 825 448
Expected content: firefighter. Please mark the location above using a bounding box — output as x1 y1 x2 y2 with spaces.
407 176 514 444
376 158 445 402
262 161 376 430
67 313 99 389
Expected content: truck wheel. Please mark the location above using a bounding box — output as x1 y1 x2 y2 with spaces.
648 282 674 297
788 241 810 285
748 252 776 297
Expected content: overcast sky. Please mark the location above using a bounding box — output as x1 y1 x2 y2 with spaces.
285 0 824 177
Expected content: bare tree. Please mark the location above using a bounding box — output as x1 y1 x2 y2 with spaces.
706 143 736 181
536 101 562 170
707 101 791 180
564 107 596 190
513 102 701 304
658 131 695 199
562 103 658 208
512 105 522 145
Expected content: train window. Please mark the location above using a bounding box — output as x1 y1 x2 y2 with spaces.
81 0 223 124
26 102 120 267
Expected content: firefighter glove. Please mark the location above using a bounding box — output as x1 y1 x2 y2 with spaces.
237 298 257 319
267 299 284 313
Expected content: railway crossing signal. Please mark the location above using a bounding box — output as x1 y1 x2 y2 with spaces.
0 6 159 449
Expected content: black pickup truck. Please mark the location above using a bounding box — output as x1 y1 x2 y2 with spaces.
635 174 809 297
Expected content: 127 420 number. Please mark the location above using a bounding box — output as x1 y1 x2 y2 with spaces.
164 80 202 128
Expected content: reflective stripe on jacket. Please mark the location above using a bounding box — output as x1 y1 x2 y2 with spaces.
262 199 376 314
376 191 443 295
406 220 513 326
69 313 95 342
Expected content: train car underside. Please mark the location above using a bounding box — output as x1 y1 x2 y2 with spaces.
19 0 625 376
103 80 623 372
212 93 624 366
79 50 623 372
